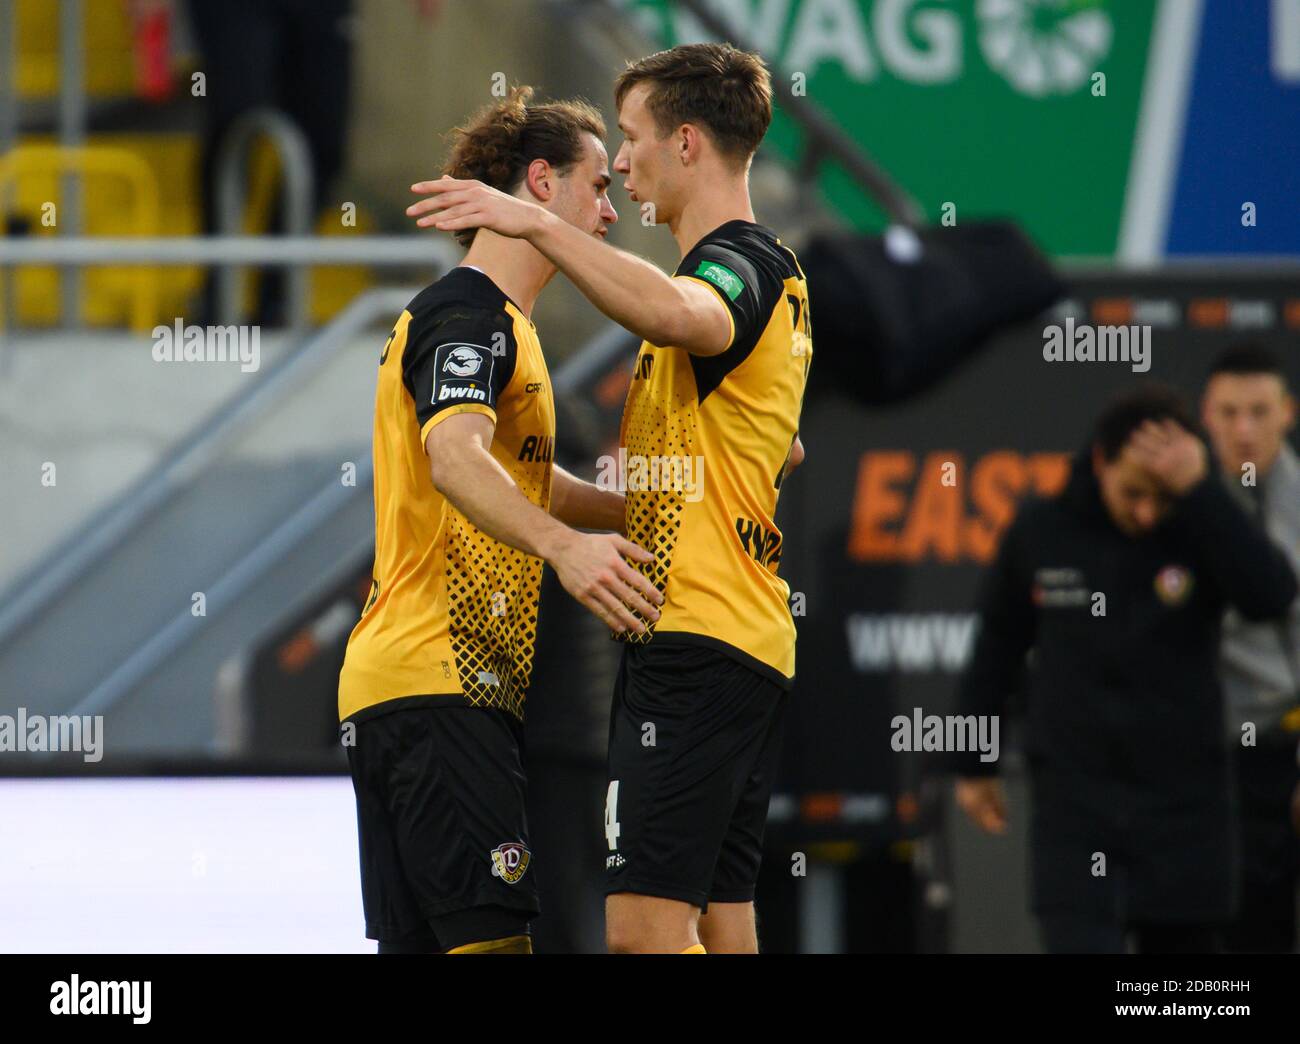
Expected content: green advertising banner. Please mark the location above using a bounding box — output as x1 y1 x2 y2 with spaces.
618 0 1160 257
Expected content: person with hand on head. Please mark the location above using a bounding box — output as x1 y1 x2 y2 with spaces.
955 385 1298 954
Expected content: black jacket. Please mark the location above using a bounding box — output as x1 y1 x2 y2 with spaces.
957 450 1298 922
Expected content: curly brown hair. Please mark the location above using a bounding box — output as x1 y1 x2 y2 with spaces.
614 43 771 166
442 86 606 246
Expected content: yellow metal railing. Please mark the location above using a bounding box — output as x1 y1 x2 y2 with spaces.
0 143 162 331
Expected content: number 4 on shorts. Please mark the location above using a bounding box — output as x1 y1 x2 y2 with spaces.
605 780 621 851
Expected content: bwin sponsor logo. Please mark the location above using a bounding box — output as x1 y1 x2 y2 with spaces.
437 384 487 402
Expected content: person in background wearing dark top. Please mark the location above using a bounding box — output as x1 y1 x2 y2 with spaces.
185 0 443 324
1201 344 1300 953
953 385 1299 954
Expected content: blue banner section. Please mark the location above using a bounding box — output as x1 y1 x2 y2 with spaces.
1167 0 1300 255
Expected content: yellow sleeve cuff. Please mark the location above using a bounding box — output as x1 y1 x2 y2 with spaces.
420 403 498 447
676 275 736 350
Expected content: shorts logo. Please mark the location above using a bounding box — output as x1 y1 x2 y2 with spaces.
442 344 485 377
490 842 531 884
1154 564 1193 606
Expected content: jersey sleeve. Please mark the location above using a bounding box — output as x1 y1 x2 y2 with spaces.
677 240 785 351
402 306 519 445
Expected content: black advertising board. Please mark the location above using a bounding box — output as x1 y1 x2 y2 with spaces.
773 269 1300 843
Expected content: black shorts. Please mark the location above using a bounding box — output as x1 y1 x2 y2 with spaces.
604 640 789 911
345 703 540 945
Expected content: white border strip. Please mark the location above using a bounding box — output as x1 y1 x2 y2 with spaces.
1117 0 1206 263
1273 0 1300 81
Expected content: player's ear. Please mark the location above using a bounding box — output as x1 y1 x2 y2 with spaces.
524 158 554 202
677 124 698 166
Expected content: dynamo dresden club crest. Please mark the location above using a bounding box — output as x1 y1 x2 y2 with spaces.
1153 564 1194 607
490 842 531 884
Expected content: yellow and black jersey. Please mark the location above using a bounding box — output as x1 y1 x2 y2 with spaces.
618 220 812 686
338 266 555 725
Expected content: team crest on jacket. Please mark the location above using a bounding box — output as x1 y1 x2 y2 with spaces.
490 842 531 884
1154 564 1193 606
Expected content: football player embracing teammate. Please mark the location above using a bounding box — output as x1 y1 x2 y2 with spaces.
410 43 811 953
340 87 661 955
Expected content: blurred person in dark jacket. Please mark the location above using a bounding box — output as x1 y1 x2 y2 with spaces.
953 385 1298 954
1201 344 1300 953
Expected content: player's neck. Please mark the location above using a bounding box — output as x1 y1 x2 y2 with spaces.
670 178 756 257
460 230 556 319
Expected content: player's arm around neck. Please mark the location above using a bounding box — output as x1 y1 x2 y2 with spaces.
425 413 661 632
527 208 732 355
407 177 730 355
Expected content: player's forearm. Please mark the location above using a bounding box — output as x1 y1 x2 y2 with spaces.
431 446 573 562
528 210 698 347
550 465 626 533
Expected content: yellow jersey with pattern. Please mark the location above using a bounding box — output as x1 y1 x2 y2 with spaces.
617 220 811 686
338 267 555 723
